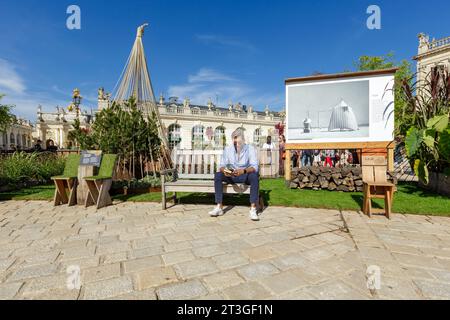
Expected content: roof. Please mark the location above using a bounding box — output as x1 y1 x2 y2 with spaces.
285 68 399 84
161 101 283 117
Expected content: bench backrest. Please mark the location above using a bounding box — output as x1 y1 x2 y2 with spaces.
172 149 223 179
362 155 388 183
98 154 118 179
63 154 81 177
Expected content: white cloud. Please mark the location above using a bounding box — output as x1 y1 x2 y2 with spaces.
188 68 236 83
0 58 71 120
196 34 258 53
0 58 26 94
167 68 283 111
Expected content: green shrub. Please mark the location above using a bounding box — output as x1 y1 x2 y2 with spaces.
0 152 65 186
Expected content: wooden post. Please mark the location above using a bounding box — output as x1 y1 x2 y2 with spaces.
284 149 291 184
77 165 96 205
387 147 394 172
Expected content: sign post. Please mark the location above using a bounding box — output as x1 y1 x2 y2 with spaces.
77 151 102 205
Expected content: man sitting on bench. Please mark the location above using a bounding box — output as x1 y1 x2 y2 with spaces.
209 128 260 221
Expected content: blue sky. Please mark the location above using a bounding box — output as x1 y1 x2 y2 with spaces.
0 0 449 120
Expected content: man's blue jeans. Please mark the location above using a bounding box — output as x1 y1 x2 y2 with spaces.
214 172 259 204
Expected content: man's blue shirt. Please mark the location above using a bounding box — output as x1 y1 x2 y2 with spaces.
219 144 259 172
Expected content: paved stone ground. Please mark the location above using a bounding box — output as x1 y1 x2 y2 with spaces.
0 200 449 300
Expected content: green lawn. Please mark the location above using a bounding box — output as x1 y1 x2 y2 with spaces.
1 179 449 216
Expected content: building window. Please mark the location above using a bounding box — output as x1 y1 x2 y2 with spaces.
168 124 181 149
22 134 27 148
10 133 15 145
253 128 262 146
214 126 226 148
192 125 204 150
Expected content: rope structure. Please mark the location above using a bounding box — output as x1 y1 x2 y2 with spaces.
112 23 172 170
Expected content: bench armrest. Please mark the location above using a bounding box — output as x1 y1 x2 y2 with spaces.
161 168 177 175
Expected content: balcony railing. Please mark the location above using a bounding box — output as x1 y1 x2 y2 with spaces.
160 106 282 122
429 36 450 50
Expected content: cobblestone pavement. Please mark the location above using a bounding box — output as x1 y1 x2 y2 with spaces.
0 200 450 300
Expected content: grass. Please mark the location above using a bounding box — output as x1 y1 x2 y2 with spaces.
1 179 449 216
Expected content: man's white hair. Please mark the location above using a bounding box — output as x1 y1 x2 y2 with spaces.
231 128 246 142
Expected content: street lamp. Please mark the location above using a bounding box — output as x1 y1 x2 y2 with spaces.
68 88 82 118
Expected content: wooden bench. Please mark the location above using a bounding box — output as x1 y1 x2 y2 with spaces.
161 149 264 210
362 155 396 219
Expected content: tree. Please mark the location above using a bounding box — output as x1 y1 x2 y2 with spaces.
69 97 162 179
0 94 15 133
355 53 414 138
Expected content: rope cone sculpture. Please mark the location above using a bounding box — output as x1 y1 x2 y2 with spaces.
113 23 172 171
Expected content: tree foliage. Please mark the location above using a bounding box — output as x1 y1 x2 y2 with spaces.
68 97 162 179
0 94 15 133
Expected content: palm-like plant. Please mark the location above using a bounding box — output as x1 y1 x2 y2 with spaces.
399 68 450 184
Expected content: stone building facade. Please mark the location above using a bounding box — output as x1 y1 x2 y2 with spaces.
33 105 94 149
0 118 34 151
414 33 450 83
156 96 284 150
35 94 284 151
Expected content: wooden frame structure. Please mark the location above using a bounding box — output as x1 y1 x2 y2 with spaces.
283 68 398 182
283 141 396 182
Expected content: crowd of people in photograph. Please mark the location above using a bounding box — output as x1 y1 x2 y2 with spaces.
275 134 360 174
291 149 359 168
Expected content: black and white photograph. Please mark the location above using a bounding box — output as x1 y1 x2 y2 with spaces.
287 80 370 140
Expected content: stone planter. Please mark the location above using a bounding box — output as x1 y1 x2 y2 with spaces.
419 172 450 197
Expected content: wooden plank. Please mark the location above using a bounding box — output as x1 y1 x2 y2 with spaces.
77 165 96 205
285 68 398 84
284 149 291 181
186 152 191 175
209 154 215 175
285 141 394 150
165 185 251 194
202 153 207 175
387 148 394 172
178 174 214 179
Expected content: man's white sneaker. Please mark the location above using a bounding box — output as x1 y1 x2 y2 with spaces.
209 207 224 217
249 208 259 221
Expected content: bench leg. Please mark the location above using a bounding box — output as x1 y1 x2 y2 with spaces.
68 179 77 207
384 187 393 219
162 188 167 210
362 184 368 215
258 195 264 213
96 179 112 209
85 180 98 207
54 179 68 206
53 180 63 206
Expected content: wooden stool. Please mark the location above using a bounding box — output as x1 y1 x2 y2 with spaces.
362 156 395 219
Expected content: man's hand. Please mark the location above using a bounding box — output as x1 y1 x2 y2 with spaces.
220 167 233 177
233 169 245 177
